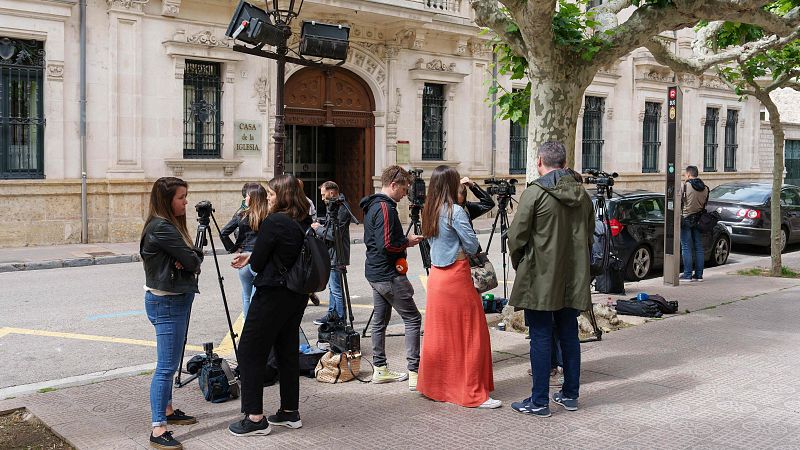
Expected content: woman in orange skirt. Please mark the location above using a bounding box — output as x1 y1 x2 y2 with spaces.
417 165 499 409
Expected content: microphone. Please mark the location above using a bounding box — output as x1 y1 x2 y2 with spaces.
231 20 249 41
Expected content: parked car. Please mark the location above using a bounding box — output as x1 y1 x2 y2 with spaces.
592 190 731 281
706 182 800 252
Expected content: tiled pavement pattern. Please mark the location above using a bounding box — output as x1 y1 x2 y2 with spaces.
2 281 799 449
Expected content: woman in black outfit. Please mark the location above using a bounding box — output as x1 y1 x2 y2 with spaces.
457 177 496 225
228 174 312 437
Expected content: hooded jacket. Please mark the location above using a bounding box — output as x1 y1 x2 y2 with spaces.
360 193 409 283
507 169 594 312
681 177 709 218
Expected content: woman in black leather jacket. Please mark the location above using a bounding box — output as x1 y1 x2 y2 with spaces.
140 177 203 450
227 174 312 438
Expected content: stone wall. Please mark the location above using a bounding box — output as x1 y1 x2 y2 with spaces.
0 179 249 248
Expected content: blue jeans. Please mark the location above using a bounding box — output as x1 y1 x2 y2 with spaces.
680 222 704 278
238 264 256 319
327 268 344 319
526 308 581 407
145 291 194 427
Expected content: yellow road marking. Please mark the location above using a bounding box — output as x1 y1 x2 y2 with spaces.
0 327 204 352
215 313 244 357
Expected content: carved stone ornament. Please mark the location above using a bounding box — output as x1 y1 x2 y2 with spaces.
412 31 426 50
186 30 231 48
468 39 492 58
162 0 180 16
700 76 727 90
680 74 698 88
47 61 64 80
107 0 149 12
606 107 614 120
415 58 455 72
638 110 646 122
255 75 270 113
641 69 673 82
455 39 468 56
386 45 400 60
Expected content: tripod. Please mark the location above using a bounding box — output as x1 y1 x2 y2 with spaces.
175 207 240 387
579 189 617 344
485 194 515 301
326 197 359 335
361 202 430 338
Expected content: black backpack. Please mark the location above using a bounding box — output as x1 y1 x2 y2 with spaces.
277 225 331 294
198 356 239 403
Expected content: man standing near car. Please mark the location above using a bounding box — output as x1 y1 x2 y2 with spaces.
680 165 709 282
360 166 424 390
507 141 594 417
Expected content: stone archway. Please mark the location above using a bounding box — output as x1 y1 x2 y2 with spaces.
284 67 375 220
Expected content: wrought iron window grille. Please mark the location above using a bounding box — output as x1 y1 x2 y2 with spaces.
642 102 661 173
183 60 223 159
0 37 45 179
422 83 445 161
704 107 719 172
582 96 604 172
724 109 738 172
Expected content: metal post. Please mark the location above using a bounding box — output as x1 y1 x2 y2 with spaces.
272 25 290 177
79 0 88 243
664 86 683 286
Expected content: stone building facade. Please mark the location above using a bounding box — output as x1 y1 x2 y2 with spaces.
0 0 792 247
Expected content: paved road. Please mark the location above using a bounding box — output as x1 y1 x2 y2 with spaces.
1 234 797 393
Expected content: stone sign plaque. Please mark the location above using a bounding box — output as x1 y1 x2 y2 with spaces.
396 140 410 164
235 120 263 152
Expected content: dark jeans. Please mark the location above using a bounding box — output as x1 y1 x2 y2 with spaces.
369 275 421 371
680 221 704 278
526 308 581 406
238 285 307 415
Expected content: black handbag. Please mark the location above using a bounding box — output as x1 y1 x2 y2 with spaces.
615 299 662 318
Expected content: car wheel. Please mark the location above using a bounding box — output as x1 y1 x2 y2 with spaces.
780 227 788 253
709 236 730 267
626 245 652 281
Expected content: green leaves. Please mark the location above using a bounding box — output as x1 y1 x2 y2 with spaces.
551 0 612 62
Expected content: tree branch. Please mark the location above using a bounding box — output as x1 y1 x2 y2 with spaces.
469 0 529 57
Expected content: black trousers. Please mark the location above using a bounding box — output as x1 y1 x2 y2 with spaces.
238 285 307 415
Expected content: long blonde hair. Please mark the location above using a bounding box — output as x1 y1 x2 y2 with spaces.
242 184 269 232
142 177 192 246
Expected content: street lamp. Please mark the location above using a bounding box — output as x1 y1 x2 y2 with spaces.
227 0 348 177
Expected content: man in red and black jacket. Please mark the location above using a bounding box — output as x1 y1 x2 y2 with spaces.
360 165 424 390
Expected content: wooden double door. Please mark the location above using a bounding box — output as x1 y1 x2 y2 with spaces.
284 67 375 221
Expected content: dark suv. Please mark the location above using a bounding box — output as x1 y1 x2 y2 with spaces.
592 190 731 281
707 182 800 252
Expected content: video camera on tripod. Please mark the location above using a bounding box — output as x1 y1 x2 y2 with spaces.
583 169 618 199
484 177 518 197
407 168 426 206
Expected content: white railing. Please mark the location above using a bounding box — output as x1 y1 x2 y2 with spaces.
412 0 464 14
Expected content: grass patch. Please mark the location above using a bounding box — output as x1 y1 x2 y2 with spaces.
138 370 154 376
737 266 800 278
36 387 56 394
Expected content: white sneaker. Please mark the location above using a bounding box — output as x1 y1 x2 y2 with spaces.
477 397 502 409
372 365 408 384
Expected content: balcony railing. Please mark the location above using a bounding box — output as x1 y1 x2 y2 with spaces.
412 0 464 14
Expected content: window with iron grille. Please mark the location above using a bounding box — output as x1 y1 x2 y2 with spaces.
0 37 45 179
422 83 445 160
642 102 661 173
724 109 738 172
786 140 800 187
184 60 222 158
703 107 719 172
582 96 604 171
509 120 527 175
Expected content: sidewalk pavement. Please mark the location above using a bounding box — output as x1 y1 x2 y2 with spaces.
2 254 800 448
0 216 503 273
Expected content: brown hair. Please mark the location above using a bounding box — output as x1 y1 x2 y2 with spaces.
457 183 468 205
243 184 269 232
142 177 192 246
268 174 309 221
241 181 260 198
381 165 409 187
422 165 460 238
320 181 339 191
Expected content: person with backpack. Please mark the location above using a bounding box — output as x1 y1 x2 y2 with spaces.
680 165 709 282
140 177 204 450
227 174 313 437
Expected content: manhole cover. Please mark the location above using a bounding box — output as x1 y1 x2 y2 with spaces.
86 251 115 257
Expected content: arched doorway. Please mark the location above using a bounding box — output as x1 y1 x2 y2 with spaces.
284 67 375 221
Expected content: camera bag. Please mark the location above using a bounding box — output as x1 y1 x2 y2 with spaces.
614 299 662 318
198 356 239 403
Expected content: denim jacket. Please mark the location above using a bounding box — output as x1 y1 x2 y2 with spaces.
429 204 480 268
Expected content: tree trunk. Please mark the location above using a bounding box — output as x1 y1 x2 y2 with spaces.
754 90 785 276
525 75 590 181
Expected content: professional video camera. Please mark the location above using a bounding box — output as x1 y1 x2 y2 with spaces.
318 319 360 354
195 200 214 220
484 177 518 197
407 168 426 206
583 169 618 199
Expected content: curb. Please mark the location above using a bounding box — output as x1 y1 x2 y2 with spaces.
0 228 496 273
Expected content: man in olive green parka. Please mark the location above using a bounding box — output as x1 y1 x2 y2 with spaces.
507 141 594 417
